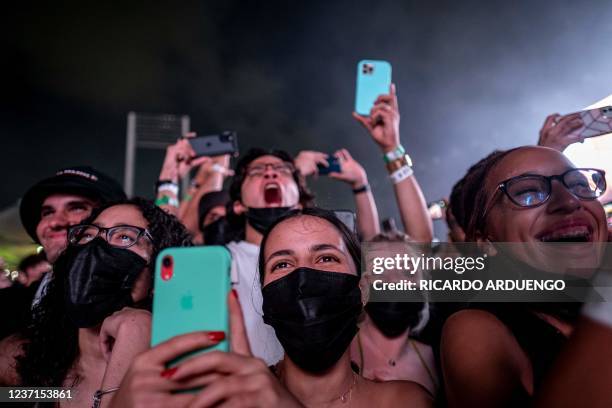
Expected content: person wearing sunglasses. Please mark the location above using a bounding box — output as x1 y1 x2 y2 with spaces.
439 146 609 408
13 198 192 407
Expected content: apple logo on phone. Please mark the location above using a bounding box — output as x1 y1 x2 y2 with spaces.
180 292 194 310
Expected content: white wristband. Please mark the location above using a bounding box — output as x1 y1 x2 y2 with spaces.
389 165 414 184
157 182 179 196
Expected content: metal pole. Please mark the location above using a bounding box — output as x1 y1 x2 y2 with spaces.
124 112 137 197
180 115 191 196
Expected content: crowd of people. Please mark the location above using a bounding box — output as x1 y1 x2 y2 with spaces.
1 83 611 407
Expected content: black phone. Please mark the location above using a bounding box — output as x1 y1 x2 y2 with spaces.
189 131 238 158
317 155 341 175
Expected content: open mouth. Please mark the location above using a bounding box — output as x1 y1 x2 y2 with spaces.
264 183 282 205
538 225 592 243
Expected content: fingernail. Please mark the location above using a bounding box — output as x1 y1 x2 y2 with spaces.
208 331 226 342
160 367 178 378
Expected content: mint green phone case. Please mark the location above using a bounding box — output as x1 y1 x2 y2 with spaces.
355 59 392 116
151 246 232 364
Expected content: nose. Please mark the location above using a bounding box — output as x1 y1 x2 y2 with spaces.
263 165 279 179
546 180 582 214
47 210 70 230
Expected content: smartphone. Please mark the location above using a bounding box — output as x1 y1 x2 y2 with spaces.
355 60 392 116
427 200 447 220
317 155 341 175
334 210 356 233
151 246 232 366
565 106 612 139
188 131 239 158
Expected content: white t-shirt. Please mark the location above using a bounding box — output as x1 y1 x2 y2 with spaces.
226 240 284 365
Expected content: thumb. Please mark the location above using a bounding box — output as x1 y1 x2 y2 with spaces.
229 289 252 357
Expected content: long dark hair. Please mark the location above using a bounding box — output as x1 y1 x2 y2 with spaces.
257 207 362 285
16 198 192 387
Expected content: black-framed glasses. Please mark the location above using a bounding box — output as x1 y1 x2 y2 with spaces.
483 168 606 217
245 162 295 177
68 224 154 248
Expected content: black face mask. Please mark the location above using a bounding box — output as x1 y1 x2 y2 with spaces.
58 238 148 328
262 267 362 373
246 207 292 234
364 302 424 338
202 217 231 245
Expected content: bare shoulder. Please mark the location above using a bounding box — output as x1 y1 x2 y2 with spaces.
0 334 25 385
364 379 433 408
440 309 528 387
442 309 521 357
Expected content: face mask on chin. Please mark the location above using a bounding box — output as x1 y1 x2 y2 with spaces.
57 238 148 328
262 267 362 373
364 301 424 338
245 206 293 235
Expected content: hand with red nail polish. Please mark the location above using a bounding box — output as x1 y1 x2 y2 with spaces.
107 291 296 407
108 330 225 407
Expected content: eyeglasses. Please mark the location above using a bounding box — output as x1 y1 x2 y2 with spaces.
68 224 153 248
245 162 295 178
482 168 606 217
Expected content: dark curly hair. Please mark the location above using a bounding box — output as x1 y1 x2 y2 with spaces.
226 148 316 241
257 207 361 285
16 197 192 390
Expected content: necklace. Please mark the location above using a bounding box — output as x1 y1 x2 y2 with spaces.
274 360 358 406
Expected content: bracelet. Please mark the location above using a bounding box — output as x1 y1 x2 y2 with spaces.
386 155 411 173
92 387 119 408
211 163 225 173
389 165 414 184
383 145 405 163
352 184 370 194
155 195 179 208
157 182 179 196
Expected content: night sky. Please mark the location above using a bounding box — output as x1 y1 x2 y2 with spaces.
2 0 611 238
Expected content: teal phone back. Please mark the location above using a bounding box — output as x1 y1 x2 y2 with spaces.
355 59 392 115
151 246 231 358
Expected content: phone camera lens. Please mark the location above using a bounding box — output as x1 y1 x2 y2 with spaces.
162 256 173 268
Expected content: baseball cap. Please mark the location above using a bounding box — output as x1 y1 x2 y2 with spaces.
19 166 127 243
198 190 230 229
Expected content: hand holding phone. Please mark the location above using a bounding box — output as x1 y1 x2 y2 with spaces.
539 106 612 152
317 155 341 175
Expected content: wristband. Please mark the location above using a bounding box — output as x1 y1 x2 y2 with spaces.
156 182 179 196
155 195 179 208
383 145 406 163
352 184 370 194
389 165 414 184
211 163 225 173
386 155 412 173
155 180 179 196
